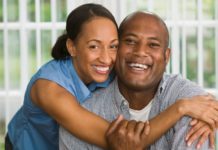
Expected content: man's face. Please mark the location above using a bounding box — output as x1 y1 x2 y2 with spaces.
116 14 170 91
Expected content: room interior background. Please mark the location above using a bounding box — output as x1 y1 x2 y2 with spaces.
0 0 217 148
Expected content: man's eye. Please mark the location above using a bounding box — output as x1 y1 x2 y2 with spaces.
150 43 160 48
125 39 136 45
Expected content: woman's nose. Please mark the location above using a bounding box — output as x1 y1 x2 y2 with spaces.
99 49 112 65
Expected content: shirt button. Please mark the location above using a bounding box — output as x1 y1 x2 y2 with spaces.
123 101 128 106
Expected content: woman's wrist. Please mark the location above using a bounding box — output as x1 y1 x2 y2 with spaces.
176 99 189 117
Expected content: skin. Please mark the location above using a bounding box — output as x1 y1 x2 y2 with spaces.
106 12 218 150
30 13 217 149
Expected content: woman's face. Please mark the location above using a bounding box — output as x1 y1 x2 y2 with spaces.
69 17 118 84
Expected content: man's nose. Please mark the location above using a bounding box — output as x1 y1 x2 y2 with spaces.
133 43 148 57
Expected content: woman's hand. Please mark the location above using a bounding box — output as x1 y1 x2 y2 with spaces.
185 119 215 149
178 94 218 129
106 116 150 150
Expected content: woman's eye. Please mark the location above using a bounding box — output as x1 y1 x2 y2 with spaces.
89 45 98 49
110 44 118 50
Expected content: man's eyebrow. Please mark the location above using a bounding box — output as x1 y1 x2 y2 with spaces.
123 33 138 37
147 37 161 41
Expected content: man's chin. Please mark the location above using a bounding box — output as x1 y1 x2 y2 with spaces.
123 81 150 91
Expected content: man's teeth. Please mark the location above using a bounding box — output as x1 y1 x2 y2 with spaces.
129 63 148 70
94 66 109 72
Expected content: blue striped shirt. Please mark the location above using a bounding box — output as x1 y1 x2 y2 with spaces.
59 74 211 150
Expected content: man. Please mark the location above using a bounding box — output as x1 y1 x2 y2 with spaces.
59 12 216 150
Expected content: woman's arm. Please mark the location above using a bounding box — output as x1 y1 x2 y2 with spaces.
31 79 109 148
185 119 215 149
144 95 218 146
106 95 218 149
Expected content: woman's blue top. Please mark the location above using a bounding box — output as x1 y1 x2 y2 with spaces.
8 57 114 150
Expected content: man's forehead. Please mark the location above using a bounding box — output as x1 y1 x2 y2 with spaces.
124 13 162 28
122 18 164 38
122 30 162 43
119 11 169 47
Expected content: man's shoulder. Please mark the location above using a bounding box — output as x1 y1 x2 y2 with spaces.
81 79 117 113
92 79 116 100
149 74 209 150
153 73 206 113
163 73 205 97
164 73 191 85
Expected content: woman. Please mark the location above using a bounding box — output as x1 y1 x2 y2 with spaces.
6 3 118 150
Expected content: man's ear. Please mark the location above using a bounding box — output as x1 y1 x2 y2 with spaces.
164 48 171 65
66 38 76 57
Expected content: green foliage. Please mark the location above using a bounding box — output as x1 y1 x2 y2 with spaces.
40 0 51 22
8 31 20 89
203 0 215 19
8 0 19 21
0 1 3 21
41 30 52 64
186 29 198 82
27 0 36 21
203 28 215 88
0 120 5 150
56 0 67 21
0 142 4 150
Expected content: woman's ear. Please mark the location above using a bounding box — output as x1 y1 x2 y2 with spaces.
66 38 76 57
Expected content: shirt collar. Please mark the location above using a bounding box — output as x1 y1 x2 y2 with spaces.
68 58 91 103
156 73 170 97
88 70 115 92
112 77 128 108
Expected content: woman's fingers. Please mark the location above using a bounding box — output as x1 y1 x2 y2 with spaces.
208 132 215 149
186 121 205 142
186 119 215 149
189 119 198 126
195 131 210 149
187 125 208 147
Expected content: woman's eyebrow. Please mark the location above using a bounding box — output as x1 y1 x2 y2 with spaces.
87 39 101 43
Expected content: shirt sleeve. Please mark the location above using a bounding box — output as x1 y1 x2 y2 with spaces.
170 116 212 150
169 75 211 150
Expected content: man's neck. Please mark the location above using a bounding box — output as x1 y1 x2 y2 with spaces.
118 81 159 110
